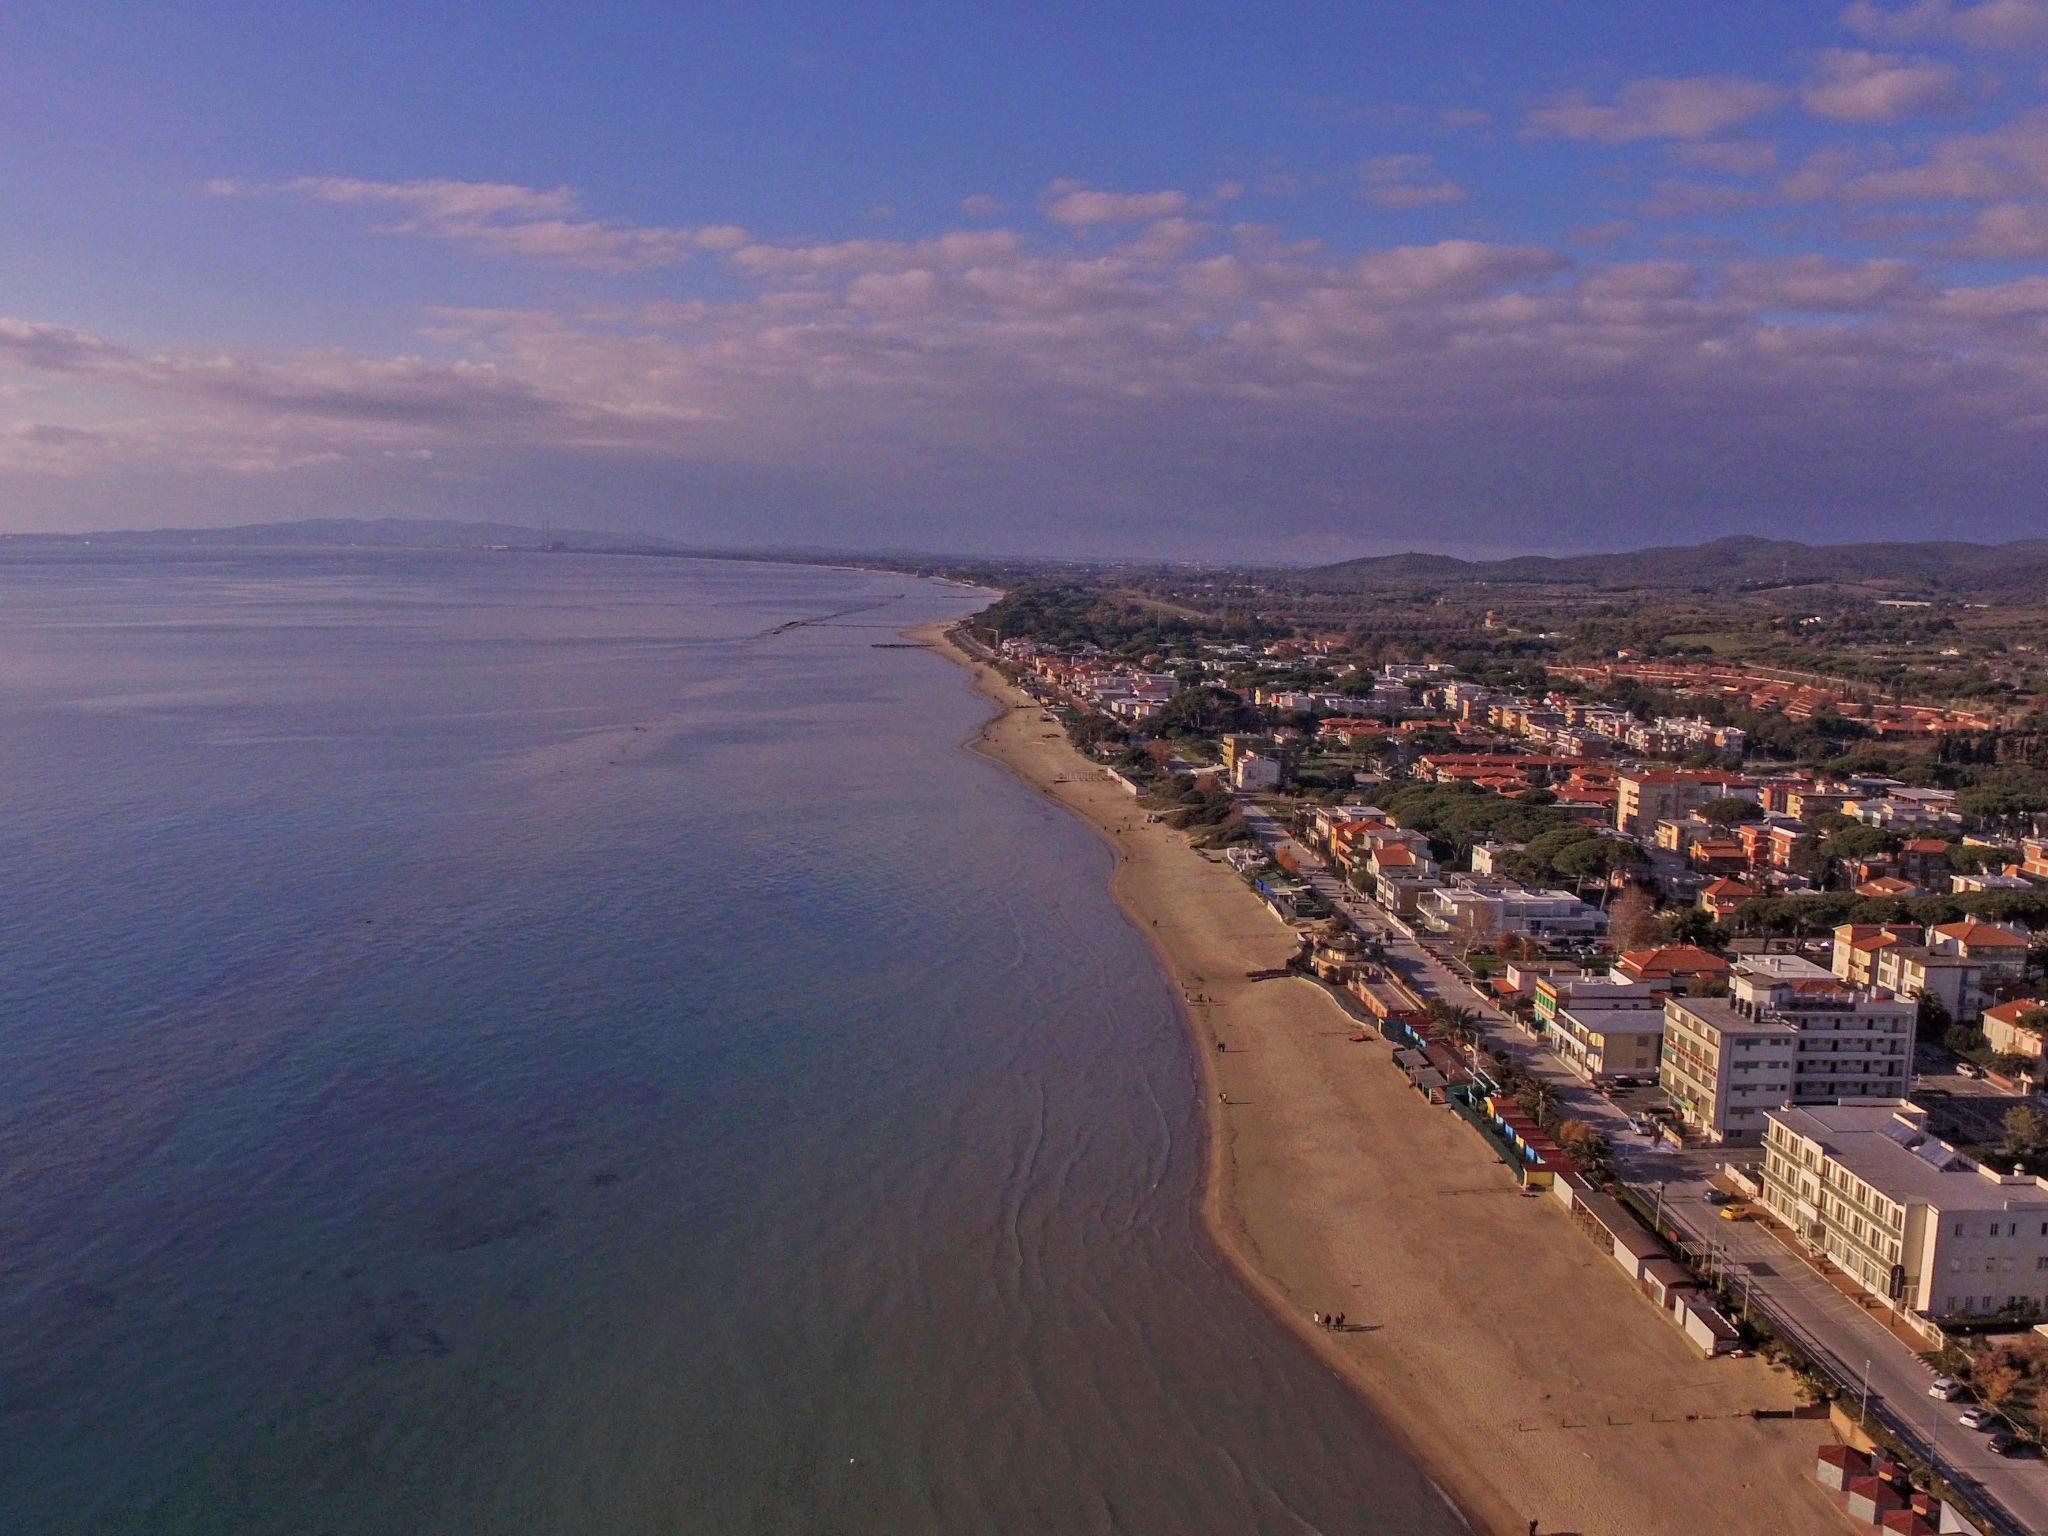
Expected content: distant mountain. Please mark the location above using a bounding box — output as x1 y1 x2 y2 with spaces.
1303 535 2048 595
9 517 683 553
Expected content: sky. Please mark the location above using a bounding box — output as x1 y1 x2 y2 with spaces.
6 2 2048 561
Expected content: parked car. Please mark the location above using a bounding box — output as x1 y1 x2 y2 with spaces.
1957 1061 1986 1079
1987 1431 2020 1456
1959 1407 1997 1430
1718 1203 1751 1222
1928 1376 1967 1401
1703 1188 1734 1206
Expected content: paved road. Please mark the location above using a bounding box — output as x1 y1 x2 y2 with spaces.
1235 799 2048 1536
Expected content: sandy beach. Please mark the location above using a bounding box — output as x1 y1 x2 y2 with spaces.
926 623 1843 1536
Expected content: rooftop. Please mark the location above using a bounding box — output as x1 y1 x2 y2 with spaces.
1767 1102 2048 1211
1668 995 1799 1037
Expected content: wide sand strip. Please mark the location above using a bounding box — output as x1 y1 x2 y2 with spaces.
927 624 1842 1536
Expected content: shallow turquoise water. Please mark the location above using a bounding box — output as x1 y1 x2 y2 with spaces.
0 550 1468 1535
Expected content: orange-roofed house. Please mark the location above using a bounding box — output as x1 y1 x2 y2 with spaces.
1830 923 1917 988
1698 876 1758 921
1984 999 2048 1061
1613 945 1731 990
1928 920 2032 983
1855 876 1923 900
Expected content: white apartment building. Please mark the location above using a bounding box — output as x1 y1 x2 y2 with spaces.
1417 881 1607 945
1660 958 1917 1144
1762 1102 2048 1322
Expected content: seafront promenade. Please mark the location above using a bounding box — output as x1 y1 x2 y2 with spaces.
1234 802 2048 1536
936 623 1845 1536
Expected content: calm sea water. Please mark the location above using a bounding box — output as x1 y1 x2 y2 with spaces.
0 550 1468 1536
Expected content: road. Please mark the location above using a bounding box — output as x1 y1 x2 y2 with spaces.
1236 798 2048 1536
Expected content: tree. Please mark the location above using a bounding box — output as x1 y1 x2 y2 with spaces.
2003 1104 2048 1167
1610 884 1661 952
1700 795 1765 827
1660 909 1729 948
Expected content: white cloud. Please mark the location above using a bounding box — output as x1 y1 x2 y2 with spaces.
1952 198 2048 251
1359 154 1469 207
959 194 1006 217
1801 49 1969 122
217 176 744 270
1669 140 1782 175
1039 182 1192 226
1935 273 2048 314
1720 255 1924 310
1526 76 1786 142
1843 0 2048 50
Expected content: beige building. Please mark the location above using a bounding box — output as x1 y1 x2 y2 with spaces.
1762 1102 2048 1322
1984 999 2048 1061
1661 958 1916 1144
1613 770 1755 838
1550 1001 1666 1083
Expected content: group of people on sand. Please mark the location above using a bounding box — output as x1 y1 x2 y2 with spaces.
1310 1310 1347 1332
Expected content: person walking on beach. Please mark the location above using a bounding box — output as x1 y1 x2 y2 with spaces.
1312 1312 1322 1329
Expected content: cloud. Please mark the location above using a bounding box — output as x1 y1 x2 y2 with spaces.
1801 49 1969 122
1359 154 1469 207
959 194 1006 217
17 175 2048 553
1350 240 1566 298
1039 182 1191 226
727 229 1025 276
1526 76 1786 142
1828 106 2048 199
1720 255 1925 309
1842 0 2048 49
216 176 745 270
1935 273 2048 314
1669 139 1781 175
1951 198 2048 251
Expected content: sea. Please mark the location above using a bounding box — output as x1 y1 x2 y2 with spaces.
0 549 1471 1536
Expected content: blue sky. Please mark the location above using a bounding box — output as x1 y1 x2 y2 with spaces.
6 1 2048 559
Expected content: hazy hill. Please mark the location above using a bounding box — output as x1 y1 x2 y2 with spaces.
1303 535 2048 596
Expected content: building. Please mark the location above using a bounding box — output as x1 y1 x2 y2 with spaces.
1984 999 2048 1061
1870 942 1982 1023
1831 923 1918 989
1697 876 1758 921
1761 1101 2048 1321
1549 988 1668 1082
1927 919 2030 983
1660 958 1916 1144
1612 945 1731 990
1231 751 1283 792
1417 880 1607 945
1614 770 1756 838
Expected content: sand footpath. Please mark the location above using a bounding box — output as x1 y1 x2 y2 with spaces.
924 623 1843 1536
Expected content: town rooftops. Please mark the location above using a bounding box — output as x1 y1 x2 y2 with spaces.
1766 1101 2048 1210
1701 876 1758 896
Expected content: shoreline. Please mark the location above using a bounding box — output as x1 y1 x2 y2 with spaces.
916 618 1844 1536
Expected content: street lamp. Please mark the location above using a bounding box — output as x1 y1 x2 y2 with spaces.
1859 1357 1872 1430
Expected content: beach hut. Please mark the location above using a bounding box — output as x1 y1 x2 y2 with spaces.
1879 1510 1938 1535
1845 1475 1905 1525
1815 1444 1866 1492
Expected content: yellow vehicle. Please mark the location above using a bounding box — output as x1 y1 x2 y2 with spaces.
1718 1203 1751 1222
